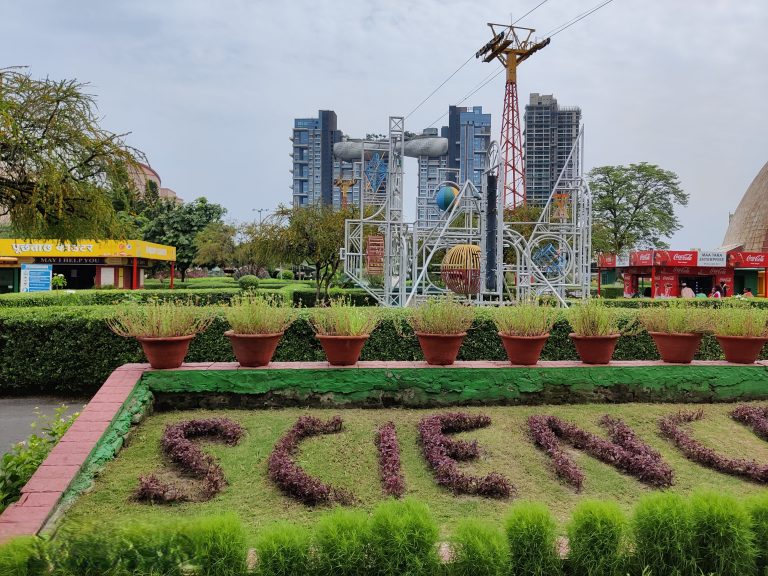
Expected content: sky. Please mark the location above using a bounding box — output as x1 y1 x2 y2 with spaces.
3 0 767 249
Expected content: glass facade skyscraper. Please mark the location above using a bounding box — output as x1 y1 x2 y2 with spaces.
291 110 342 207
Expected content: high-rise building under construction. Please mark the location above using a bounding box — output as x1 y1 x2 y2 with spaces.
524 93 581 206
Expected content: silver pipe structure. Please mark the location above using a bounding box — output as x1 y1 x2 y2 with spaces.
342 116 591 307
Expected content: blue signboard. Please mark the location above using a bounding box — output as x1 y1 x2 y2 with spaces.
20 264 53 292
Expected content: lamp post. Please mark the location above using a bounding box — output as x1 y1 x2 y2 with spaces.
252 208 268 225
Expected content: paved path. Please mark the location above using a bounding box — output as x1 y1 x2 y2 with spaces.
0 398 85 453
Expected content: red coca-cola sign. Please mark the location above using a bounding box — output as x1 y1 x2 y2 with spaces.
630 250 653 266
654 250 698 266
728 252 768 268
598 253 616 268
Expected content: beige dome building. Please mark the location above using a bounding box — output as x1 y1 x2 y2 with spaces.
722 160 768 251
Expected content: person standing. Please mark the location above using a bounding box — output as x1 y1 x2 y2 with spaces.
680 283 695 298
719 281 729 297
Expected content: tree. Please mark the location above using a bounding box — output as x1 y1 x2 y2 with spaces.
588 163 688 255
193 221 236 268
141 197 226 281
0 68 141 240
256 204 351 301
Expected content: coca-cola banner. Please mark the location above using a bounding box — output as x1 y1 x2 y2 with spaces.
660 267 728 276
715 273 734 294
728 252 768 268
629 250 654 266
623 274 637 298
653 273 678 298
698 250 727 267
598 253 616 268
654 250 698 267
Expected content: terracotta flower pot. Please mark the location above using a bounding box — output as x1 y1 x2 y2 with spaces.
569 333 620 365
225 330 284 367
316 334 369 366
648 332 703 364
716 335 768 364
498 332 550 366
137 335 195 369
415 332 467 365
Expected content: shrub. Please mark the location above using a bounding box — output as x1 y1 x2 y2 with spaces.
418 412 512 498
527 414 673 490
494 303 555 336
135 418 244 503
568 299 619 336
408 295 475 335
0 405 79 512
279 270 294 280
688 491 756 576
313 508 371 576
450 518 509 576
368 499 440 576
632 492 695 576
638 300 711 334
254 522 312 576
224 294 295 334
659 409 768 482
731 404 768 440
504 501 562 576
267 415 352 505
107 300 215 338
238 275 260 291
310 298 379 336
567 500 628 576
0 536 46 576
745 493 768 573
375 421 405 498
712 300 768 337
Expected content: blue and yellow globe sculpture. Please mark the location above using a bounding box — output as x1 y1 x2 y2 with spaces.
435 185 459 211
441 244 481 296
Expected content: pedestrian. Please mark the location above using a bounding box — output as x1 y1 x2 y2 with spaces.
680 282 695 298
710 286 721 299
743 287 754 298
719 281 728 297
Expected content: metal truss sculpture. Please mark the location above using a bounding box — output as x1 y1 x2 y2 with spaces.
342 117 591 307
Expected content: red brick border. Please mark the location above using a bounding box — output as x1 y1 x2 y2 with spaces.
1 358 764 544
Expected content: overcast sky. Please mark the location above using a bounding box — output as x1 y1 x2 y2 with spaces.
3 0 767 249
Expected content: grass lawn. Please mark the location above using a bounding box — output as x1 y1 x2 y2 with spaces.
59 402 768 543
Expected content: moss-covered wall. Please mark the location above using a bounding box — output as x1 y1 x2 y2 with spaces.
144 365 768 409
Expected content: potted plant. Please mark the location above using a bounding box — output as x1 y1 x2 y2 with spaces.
568 300 621 364
107 300 214 369
408 295 475 365
310 299 379 366
224 294 296 367
712 301 768 364
494 303 555 365
638 301 710 364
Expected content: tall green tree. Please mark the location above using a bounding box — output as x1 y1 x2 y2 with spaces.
0 68 141 240
588 163 688 255
141 197 225 281
193 221 236 269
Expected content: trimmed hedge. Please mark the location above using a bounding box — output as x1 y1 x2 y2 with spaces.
0 306 750 395
5 493 768 575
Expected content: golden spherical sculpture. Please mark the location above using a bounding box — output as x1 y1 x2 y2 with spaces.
441 244 481 296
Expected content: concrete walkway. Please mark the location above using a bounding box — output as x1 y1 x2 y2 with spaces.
0 398 85 453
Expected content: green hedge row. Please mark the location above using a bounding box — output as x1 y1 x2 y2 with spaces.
4 493 767 575
0 306 738 395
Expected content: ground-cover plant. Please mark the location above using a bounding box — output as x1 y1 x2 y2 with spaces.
107 299 215 338
449 518 509 576
368 498 440 576
688 491 756 576
527 414 673 490
632 492 695 576
659 409 768 483
135 418 244 503
567 500 628 576
712 301 768 337
0 405 78 512
254 522 313 576
418 412 512 498
313 508 371 576
494 303 555 336
408 295 475 334
374 421 405 498
267 415 353 505
568 299 620 336
731 405 768 440
638 300 711 334
224 294 295 334
504 501 562 576
309 298 379 336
